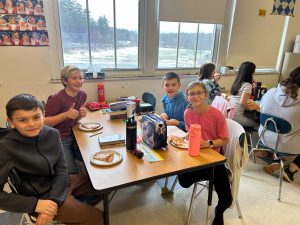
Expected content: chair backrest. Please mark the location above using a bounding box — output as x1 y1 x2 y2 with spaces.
211 96 234 119
7 168 21 195
224 119 248 207
142 92 156 110
259 113 292 134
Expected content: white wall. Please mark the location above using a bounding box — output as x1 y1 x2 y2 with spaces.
0 0 298 126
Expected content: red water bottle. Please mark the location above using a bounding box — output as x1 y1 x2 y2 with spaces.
98 82 105 102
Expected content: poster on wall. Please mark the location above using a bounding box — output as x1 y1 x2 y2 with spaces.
271 0 296 17
0 0 48 46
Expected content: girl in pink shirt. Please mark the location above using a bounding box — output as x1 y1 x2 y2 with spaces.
178 81 232 225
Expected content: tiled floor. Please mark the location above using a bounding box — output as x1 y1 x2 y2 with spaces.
1 160 300 225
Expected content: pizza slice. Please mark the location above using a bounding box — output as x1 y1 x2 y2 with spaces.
93 152 115 163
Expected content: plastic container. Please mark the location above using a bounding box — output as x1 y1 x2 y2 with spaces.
98 82 105 102
188 124 201 157
126 116 137 151
126 101 136 118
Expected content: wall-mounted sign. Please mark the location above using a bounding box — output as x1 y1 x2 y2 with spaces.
271 0 296 17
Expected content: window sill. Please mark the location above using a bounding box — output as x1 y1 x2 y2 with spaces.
49 74 198 83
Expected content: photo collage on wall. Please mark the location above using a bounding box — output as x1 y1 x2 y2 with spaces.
0 0 49 46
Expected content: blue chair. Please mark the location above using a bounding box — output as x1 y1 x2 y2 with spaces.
142 92 156 111
249 113 297 201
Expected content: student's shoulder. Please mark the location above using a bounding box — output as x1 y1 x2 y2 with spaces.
78 90 87 97
209 106 224 117
47 89 65 102
41 125 60 137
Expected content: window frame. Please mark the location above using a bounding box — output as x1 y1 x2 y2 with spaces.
48 0 223 79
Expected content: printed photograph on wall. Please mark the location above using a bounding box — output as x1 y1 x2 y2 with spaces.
0 0 48 46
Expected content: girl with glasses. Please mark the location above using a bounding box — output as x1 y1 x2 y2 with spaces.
178 81 232 225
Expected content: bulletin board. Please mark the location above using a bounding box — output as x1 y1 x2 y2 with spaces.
0 0 49 46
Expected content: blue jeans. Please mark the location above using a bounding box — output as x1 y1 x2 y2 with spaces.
61 136 83 174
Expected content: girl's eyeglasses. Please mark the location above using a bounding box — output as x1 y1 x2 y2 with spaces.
187 91 205 97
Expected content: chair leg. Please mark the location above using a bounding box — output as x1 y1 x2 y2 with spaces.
278 158 284 201
236 200 243 219
246 132 255 162
170 176 178 193
186 183 198 225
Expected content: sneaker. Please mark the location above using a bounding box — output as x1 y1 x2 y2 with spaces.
283 166 297 183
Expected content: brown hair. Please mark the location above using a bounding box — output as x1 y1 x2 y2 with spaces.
199 63 215 80
281 66 300 99
185 81 207 108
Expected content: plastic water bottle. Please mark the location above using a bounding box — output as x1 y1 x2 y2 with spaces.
188 124 201 157
98 82 105 102
126 116 137 151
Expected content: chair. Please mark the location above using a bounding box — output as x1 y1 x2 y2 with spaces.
142 92 156 111
249 113 296 201
185 119 248 225
7 168 63 225
211 96 235 119
164 120 248 225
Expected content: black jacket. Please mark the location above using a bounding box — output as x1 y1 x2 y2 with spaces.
0 126 68 213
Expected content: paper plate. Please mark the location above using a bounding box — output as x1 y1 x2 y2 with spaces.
90 150 123 166
79 122 103 132
169 136 189 149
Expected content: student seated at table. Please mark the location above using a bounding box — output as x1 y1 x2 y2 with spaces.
160 72 188 131
198 63 221 104
0 94 103 225
178 81 232 225
45 66 87 174
229 61 260 128
259 67 300 182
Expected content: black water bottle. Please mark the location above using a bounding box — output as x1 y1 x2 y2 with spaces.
126 116 137 151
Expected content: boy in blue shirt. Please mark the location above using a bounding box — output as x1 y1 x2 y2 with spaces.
160 72 188 131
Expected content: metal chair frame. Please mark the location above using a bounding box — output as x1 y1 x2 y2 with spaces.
162 120 246 225
249 113 295 201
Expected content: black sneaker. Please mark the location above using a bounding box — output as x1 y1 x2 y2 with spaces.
283 166 297 183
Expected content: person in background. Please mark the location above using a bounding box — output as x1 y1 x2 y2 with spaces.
178 81 232 225
0 94 103 225
198 63 221 104
45 66 87 174
229 61 260 128
160 72 188 131
259 67 300 182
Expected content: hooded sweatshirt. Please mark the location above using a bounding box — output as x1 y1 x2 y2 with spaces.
258 84 300 154
0 126 68 213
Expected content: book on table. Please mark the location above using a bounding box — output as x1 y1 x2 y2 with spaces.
98 134 126 147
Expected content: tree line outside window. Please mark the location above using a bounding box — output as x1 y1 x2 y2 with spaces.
58 0 217 72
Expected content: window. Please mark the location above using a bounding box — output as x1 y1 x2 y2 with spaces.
58 0 139 71
158 21 216 69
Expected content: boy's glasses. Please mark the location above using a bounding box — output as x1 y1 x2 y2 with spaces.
187 91 205 97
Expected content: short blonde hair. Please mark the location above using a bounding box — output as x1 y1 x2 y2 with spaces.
60 65 81 87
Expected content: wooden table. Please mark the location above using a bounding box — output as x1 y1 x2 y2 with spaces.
73 111 226 225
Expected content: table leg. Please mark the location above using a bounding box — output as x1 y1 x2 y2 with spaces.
206 166 215 225
103 193 109 225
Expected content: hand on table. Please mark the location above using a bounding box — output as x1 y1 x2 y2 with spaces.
160 113 169 121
